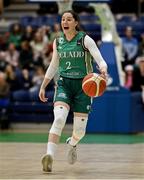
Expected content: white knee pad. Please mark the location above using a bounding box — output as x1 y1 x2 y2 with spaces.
73 116 88 141
49 105 69 136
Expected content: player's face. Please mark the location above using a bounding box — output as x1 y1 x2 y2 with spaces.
61 13 78 34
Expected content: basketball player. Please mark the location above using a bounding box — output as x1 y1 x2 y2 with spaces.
39 10 108 172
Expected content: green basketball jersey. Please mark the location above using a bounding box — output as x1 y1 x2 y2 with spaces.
56 31 93 79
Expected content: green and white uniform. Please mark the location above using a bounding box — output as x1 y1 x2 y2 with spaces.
57 31 93 79
54 31 92 113
45 31 107 113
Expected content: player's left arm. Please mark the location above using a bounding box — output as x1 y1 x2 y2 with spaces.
84 35 108 78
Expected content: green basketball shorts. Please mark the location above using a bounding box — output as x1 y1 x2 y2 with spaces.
54 76 92 113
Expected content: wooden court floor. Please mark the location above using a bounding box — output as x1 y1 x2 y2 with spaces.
0 142 144 179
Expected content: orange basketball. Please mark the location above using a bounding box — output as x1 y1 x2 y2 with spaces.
82 73 107 97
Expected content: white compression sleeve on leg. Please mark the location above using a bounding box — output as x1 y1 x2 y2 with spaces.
49 105 69 136
70 116 88 146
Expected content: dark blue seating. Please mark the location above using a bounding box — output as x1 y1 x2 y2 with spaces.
19 14 144 40
116 21 144 38
8 89 55 123
79 14 99 23
139 16 144 22
20 16 35 27
117 15 133 22
9 101 54 122
12 90 30 102
82 23 101 31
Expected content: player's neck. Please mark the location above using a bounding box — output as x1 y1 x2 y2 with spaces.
65 31 78 41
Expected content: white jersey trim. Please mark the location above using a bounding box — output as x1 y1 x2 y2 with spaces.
84 35 107 70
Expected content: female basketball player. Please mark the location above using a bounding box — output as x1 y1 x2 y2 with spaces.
39 10 108 172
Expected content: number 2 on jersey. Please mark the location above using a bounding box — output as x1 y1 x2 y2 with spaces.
66 61 72 70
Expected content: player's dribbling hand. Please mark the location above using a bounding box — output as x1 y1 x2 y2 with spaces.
39 88 48 102
99 67 108 80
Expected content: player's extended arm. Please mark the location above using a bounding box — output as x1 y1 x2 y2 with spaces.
84 35 108 77
39 39 59 102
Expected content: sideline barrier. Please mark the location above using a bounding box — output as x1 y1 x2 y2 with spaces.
87 42 144 133
87 90 144 133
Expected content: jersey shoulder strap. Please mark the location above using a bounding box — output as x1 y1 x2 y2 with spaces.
77 31 89 51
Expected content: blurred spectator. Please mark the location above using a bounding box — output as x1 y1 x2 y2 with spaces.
4 64 20 92
19 41 34 70
0 43 19 68
138 32 144 56
0 51 7 71
50 23 62 43
121 26 138 69
0 33 8 51
0 71 10 129
7 23 23 50
18 69 33 90
41 25 52 40
29 65 55 102
12 69 33 102
37 26 50 44
124 65 134 90
30 31 48 66
21 25 34 42
131 56 144 92
43 44 53 68
38 26 53 67
30 66 45 93
0 71 10 99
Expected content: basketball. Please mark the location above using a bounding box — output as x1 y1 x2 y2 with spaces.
82 73 107 97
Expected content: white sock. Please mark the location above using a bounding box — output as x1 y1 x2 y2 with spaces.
46 142 57 158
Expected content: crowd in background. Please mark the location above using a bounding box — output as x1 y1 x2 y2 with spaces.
0 21 144 100
0 3 144 128
0 23 62 102
121 26 144 98
0 22 62 128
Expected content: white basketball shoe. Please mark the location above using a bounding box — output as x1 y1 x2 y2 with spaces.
66 137 77 164
41 154 53 172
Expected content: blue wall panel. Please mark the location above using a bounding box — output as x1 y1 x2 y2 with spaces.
87 89 131 133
